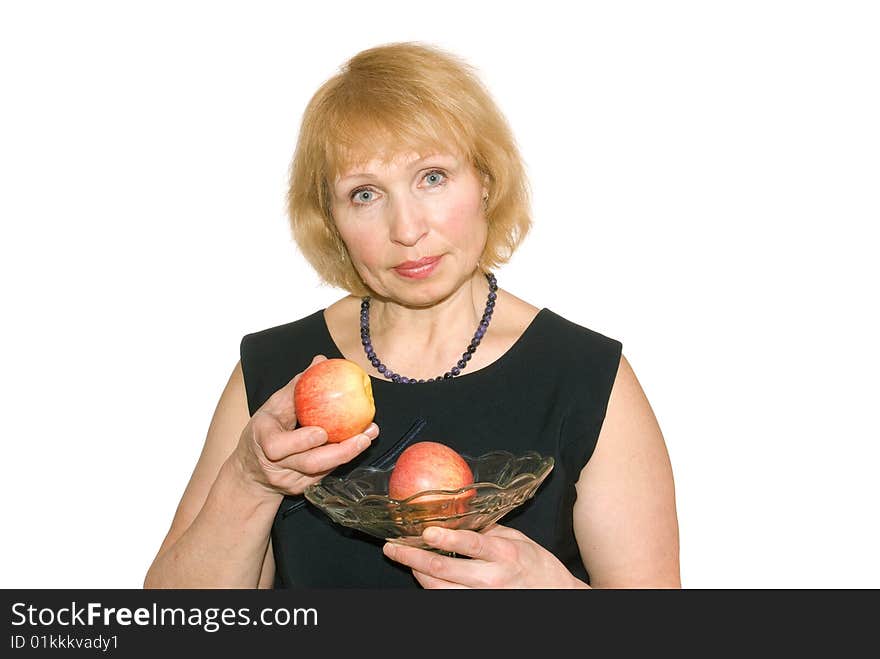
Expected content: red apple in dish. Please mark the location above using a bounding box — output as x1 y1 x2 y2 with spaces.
293 358 375 443
388 442 476 524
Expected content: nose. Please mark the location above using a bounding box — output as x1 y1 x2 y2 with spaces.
388 195 429 247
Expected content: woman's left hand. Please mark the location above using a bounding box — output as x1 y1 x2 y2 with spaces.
382 524 590 589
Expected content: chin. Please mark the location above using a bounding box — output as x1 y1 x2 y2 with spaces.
395 285 449 308
369 263 480 306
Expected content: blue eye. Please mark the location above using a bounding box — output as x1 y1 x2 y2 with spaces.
349 169 447 206
351 189 376 204
424 170 446 186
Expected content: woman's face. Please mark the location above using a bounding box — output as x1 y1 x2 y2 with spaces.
330 149 489 307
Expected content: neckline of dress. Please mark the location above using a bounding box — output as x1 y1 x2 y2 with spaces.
319 307 549 387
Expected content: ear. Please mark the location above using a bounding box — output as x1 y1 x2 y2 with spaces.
481 172 491 200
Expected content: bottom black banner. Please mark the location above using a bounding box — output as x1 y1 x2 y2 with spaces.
1 589 874 653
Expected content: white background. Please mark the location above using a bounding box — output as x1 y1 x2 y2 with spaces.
1 1 877 589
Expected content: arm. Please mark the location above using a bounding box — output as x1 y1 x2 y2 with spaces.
143 361 280 588
144 355 378 588
573 353 681 588
382 353 680 589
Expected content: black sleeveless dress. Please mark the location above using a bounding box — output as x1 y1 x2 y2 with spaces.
239 307 622 588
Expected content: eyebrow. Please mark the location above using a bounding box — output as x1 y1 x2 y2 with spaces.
337 153 456 184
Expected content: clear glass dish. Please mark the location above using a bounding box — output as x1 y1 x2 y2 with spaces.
304 450 554 550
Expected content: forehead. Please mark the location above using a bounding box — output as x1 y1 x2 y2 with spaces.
333 147 461 183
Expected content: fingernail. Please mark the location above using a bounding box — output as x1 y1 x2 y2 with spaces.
357 435 370 451
382 543 395 558
365 423 379 438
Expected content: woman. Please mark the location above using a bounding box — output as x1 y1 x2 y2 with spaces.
144 42 680 588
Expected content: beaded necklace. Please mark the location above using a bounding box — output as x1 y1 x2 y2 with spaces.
360 272 498 383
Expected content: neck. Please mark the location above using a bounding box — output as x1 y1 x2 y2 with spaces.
364 270 493 378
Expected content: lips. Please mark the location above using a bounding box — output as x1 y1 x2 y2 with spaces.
393 255 442 278
394 256 441 271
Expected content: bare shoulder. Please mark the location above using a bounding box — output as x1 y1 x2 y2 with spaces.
324 294 360 319
496 288 541 332
573 353 681 588
581 355 665 480
603 355 656 430
323 295 363 336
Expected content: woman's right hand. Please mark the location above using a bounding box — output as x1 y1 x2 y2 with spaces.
231 354 379 499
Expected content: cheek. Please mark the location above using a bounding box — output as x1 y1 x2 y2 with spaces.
443 197 487 244
343 228 383 264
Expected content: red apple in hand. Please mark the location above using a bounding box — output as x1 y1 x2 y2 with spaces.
388 442 476 523
293 358 375 443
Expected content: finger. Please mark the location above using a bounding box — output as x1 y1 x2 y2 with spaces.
382 543 437 571
259 420 377 465
411 569 470 589
481 524 526 542
259 354 327 429
421 526 497 561
382 541 487 587
258 424 329 462
274 430 375 475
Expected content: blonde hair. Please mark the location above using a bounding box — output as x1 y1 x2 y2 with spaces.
287 41 532 296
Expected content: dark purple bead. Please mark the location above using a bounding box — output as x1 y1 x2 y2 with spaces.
451 367 460 376
488 291 497 301
370 357 380 367
443 372 453 379
377 365 387 374
418 379 425 383
467 344 477 353
391 374 401 382
457 359 467 369
479 320 489 329
487 299 495 308
463 352 472 361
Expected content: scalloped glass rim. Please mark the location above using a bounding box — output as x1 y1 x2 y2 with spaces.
304 450 554 549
